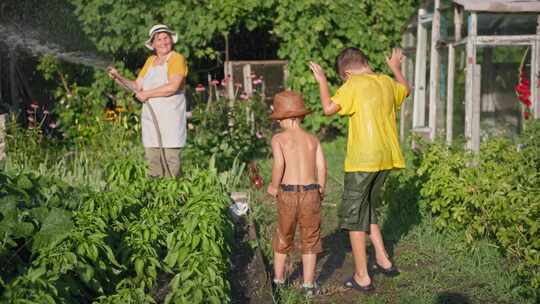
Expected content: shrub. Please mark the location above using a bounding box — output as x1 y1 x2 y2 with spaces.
400 120 540 299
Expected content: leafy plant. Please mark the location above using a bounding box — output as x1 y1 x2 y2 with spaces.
394 120 540 300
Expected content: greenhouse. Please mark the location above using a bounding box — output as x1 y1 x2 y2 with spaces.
400 0 540 150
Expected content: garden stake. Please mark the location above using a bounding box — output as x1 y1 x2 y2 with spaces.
108 73 173 177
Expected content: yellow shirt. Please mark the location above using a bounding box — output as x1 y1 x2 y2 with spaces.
138 51 188 80
332 74 407 172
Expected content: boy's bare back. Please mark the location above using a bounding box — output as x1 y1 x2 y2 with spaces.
270 123 326 191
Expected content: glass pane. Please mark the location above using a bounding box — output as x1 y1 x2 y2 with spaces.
478 13 538 36
440 6 455 42
452 45 467 142
477 46 530 140
437 47 448 134
251 64 286 102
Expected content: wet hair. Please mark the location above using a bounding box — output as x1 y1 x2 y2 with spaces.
335 47 369 80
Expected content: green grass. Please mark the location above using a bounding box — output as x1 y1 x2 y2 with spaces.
251 137 531 304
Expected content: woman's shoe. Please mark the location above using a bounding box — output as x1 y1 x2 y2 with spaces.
373 262 400 277
344 275 375 292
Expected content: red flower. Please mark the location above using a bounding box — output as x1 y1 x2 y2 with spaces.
515 71 532 114
195 84 206 92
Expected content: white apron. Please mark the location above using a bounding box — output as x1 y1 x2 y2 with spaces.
141 61 187 148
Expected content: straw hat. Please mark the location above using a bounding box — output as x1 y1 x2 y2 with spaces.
270 91 312 120
145 24 178 50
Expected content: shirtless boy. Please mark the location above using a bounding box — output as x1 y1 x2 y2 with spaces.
267 90 327 296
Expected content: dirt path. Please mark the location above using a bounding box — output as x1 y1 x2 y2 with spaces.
231 140 524 304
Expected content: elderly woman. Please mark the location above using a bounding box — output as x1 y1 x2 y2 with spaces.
108 24 188 177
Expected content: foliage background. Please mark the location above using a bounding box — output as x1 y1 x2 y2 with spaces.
67 0 418 131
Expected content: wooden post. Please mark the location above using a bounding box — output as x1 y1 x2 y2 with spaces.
428 0 441 140
0 114 5 161
225 61 235 100
400 32 408 142
413 8 428 128
242 64 253 96
533 16 540 119
454 5 463 41
465 12 478 151
472 64 481 151
446 43 455 144
205 74 213 112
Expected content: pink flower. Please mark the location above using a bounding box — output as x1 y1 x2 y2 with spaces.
221 79 228 86
43 110 50 115
30 103 39 110
48 122 59 129
234 82 242 88
27 116 35 122
256 131 264 139
240 93 249 100
211 79 220 85
253 78 263 85
195 84 206 92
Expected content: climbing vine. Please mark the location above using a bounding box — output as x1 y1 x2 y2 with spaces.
68 0 418 131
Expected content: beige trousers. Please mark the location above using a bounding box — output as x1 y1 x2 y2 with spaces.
144 148 181 177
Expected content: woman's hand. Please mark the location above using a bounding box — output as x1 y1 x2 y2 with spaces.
107 67 120 80
135 91 150 103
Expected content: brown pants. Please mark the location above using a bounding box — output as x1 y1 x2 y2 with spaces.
272 185 322 255
144 148 181 177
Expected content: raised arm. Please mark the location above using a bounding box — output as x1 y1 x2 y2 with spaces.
267 136 285 197
309 62 341 116
315 139 327 198
386 48 410 96
107 67 141 93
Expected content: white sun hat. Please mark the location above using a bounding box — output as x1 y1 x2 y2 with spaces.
144 24 178 50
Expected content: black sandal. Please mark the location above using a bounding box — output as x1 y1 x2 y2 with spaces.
344 275 375 292
373 262 400 277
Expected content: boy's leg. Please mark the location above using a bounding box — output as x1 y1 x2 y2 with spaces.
298 189 322 285
367 171 392 268
369 224 392 268
272 191 298 282
340 172 381 286
274 252 287 282
302 253 317 285
349 231 371 286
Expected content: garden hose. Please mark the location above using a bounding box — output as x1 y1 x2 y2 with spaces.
110 78 174 177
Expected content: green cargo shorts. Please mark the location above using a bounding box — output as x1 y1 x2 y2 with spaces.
339 170 389 232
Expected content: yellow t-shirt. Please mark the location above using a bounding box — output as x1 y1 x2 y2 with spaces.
332 74 408 172
138 51 188 80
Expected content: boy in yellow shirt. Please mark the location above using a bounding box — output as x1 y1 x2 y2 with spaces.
309 48 409 292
